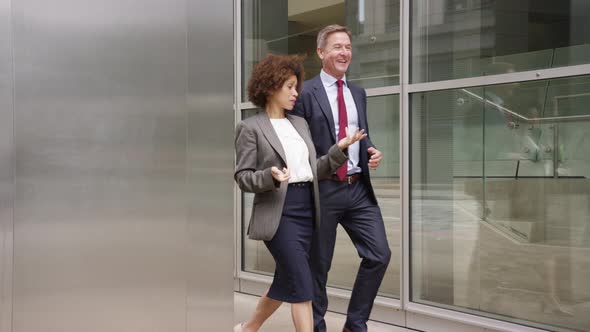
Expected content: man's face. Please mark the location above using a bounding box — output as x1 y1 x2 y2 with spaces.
317 32 352 79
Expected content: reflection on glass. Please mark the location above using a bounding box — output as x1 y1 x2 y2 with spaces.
242 0 400 100
411 0 590 83
411 76 590 331
328 95 400 298
241 95 401 299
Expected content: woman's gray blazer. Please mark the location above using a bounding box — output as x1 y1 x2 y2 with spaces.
234 112 348 241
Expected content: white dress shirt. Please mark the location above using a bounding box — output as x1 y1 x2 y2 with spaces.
270 118 314 183
320 70 361 175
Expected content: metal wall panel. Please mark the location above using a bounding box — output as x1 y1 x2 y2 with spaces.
186 0 234 330
12 1 190 331
0 0 13 331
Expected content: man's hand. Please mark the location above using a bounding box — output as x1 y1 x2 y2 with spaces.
337 127 367 151
367 147 383 170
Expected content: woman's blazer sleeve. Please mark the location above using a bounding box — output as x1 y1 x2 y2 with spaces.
316 144 348 180
234 121 277 193
312 121 349 180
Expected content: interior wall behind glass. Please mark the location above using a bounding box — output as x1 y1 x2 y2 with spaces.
411 0 590 83
241 0 400 101
410 76 590 332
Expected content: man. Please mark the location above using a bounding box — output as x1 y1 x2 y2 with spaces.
291 24 391 332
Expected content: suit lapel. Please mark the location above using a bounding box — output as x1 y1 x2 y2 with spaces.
255 112 287 165
287 114 314 156
311 76 337 143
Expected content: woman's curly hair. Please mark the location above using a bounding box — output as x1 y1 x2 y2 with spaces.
247 54 305 108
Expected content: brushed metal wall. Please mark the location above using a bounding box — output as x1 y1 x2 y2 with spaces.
186 0 234 329
0 0 13 331
2 0 234 331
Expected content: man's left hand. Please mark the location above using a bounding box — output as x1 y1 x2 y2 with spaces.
368 147 383 170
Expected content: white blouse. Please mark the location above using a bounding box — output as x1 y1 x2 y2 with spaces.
270 118 313 183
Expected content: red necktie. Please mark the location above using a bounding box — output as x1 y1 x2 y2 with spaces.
336 79 348 180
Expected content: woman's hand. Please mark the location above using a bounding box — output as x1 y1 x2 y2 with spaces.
337 127 367 150
271 166 290 182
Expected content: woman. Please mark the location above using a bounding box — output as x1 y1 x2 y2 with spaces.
233 54 365 332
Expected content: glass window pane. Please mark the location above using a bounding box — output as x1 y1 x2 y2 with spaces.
242 0 400 101
411 0 590 83
241 95 401 299
327 95 400 298
411 76 590 331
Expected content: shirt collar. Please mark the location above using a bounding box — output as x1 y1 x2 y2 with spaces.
320 69 347 88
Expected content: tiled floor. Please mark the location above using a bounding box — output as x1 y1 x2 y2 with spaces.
234 292 415 332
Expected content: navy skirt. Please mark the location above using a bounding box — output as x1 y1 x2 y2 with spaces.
264 182 314 303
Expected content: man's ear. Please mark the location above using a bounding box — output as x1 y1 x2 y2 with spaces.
316 47 324 60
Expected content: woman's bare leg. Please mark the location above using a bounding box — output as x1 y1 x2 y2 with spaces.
241 289 283 332
291 300 313 332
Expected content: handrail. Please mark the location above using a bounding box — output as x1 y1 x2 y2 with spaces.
460 89 528 121
459 89 590 123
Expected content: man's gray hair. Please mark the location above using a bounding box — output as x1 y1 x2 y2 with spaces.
316 24 352 49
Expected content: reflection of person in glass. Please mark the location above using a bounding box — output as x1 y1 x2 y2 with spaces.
482 62 526 164
480 63 573 317
233 54 366 332
292 25 391 332
482 63 550 168
483 62 519 127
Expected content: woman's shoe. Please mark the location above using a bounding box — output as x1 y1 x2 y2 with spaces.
233 322 243 332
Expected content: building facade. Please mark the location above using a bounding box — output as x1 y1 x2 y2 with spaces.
0 1 588 331
235 1 590 331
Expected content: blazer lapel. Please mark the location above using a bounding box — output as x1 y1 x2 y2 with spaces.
255 112 287 165
287 114 314 156
311 76 337 143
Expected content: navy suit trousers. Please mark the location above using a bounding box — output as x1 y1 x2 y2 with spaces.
311 178 391 332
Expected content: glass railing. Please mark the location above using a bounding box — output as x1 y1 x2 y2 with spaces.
411 75 590 332
455 77 590 246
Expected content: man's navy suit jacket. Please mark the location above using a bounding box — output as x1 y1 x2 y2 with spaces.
291 74 378 204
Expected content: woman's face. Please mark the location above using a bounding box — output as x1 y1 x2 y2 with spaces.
269 75 298 111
